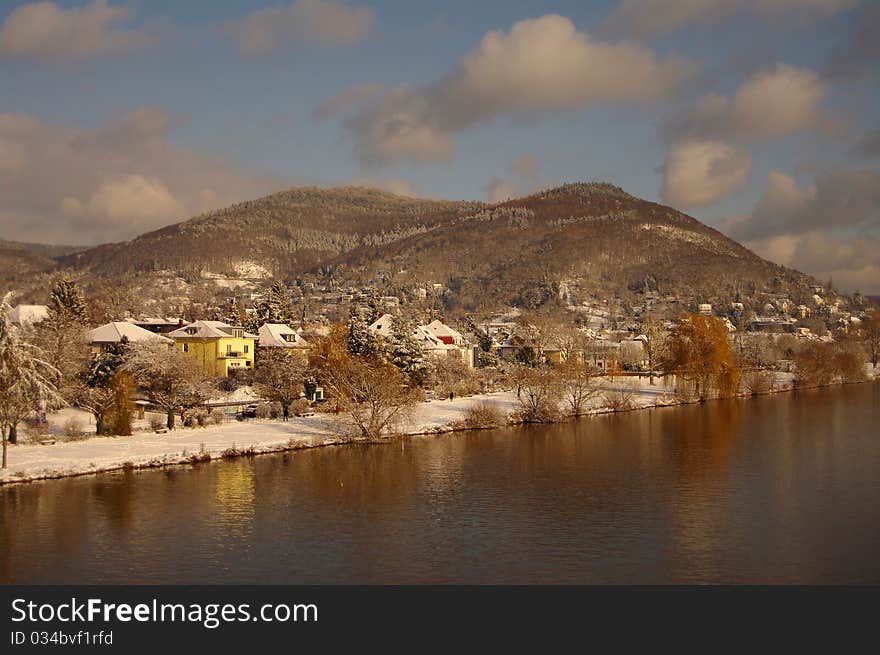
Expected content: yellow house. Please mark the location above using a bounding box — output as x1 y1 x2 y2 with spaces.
168 320 256 377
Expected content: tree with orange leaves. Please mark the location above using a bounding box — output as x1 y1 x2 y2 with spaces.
663 314 738 401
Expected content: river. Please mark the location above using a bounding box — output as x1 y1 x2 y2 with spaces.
1 383 878 584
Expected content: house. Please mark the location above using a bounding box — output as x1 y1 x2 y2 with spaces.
367 315 475 367
88 321 173 353
7 304 48 326
168 320 257 377
698 303 713 315
125 317 185 334
258 323 310 360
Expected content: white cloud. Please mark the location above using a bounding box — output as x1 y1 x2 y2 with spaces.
666 64 827 142
508 154 540 184
661 139 751 208
223 0 374 55
348 14 697 165
484 178 519 203
0 108 280 244
313 82 383 121
0 0 158 61
603 0 858 38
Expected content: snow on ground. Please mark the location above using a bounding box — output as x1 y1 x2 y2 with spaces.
0 370 864 486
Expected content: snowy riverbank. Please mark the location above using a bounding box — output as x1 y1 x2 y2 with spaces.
2 371 874 486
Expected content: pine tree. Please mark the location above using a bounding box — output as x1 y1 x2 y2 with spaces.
47 275 88 326
1 293 62 467
390 315 426 382
365 288 382 324
347 305 371 356
265 281 295 325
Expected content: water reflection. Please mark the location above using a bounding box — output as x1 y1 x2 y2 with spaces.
1 383 877 584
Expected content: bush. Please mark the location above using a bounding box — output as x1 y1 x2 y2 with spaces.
63 417 85 440
210 409 226 425
290 398 311 416
463 401 506 429
269 401 283 420
741 369 775 395
255 403 272 419
183 414 197 428
603 386 635 412
195 411 208 427
149 415 165 431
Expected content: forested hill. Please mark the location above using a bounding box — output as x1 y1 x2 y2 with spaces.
35 181 818 310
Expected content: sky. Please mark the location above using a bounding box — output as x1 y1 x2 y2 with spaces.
1 0 878 293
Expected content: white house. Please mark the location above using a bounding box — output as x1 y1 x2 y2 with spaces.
88 321 173 352
258 323 310 353
368 315 475 367
7 304 49 326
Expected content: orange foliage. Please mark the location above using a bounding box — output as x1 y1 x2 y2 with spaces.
663 314 739 400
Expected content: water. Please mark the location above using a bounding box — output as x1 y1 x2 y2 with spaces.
1 383 878 584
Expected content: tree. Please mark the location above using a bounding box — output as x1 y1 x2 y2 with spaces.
663 314 738 400
639 315 667 385
346 305 384 358
558 360 600 416
389 315 427 383
253 348 308 408
862 312 880 370
72 338 130 436
321 356 420 440
0 294 62 468
41 275 89 391
125 342 212 429
510 365 560 422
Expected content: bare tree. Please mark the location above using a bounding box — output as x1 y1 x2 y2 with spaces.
662 314 739 400
639 315 667 385
510 365 560 422
253 348 308 408
557 360 601 416
125 342 213 429
322 356 420 441
862 312 880 370
1 293 62 468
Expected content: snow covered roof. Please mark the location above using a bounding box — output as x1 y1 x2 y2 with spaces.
368 314 395 337
258 323 310 348
168 320 257 340
7 304 49 325
88 322 173 345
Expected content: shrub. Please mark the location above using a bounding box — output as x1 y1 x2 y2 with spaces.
463 401 506 429
183 414 197 428
63 417 85 440
149 415 165 431
290 398 311 416
210 409 226 425
603 386 635 412
255 403 272 420
269 401 283 419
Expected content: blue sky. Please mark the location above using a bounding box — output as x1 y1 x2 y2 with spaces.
1 1 878 291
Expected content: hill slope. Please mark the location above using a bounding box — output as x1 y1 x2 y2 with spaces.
50 182 813 311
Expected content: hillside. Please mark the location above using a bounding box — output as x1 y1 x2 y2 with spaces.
0 240 82 295
30 182 818 312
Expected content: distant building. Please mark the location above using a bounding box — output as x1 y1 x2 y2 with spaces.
257 323 310 360
7 304 48 326
88 321 173 353
698 303 712 315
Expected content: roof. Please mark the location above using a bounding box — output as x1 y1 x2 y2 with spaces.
168 320 257 340
7 304 49 325
258 323 310 348
423 319 464 341
88 322 173 344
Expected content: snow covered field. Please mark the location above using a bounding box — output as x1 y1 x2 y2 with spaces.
1 371 871 486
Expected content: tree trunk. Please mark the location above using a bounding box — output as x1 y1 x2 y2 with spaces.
167 409 175 430
2 426 7 469
8 424 16 445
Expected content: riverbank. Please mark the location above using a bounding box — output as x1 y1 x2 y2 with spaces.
1 370 874 486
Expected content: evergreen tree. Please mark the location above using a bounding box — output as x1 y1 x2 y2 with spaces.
251 282 295 329
347 305 371 356
48 275 88 326
390 315 426 382
365 288 383 324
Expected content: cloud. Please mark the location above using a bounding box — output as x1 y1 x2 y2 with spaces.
665 64 827 142
484 178 519 203
603 0 858 38
854 126 880 158
0 0 158 61
660 139 751 208
745 231 880 294
508 154 540 183
731 169 880 241
313 82 383 121
0 108 280 245
348 177 419 197
347 14 697 165
222 0 374 55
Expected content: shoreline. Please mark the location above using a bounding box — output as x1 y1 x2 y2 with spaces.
1 373 875 487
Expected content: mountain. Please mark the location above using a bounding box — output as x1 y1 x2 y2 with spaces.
33 182 817 312
0 240 82 293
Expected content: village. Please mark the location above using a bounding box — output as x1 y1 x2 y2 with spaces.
1 272 878 484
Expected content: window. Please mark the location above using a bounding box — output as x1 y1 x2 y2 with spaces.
244 345 249 354
226 344 232 355
183 343 189 352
